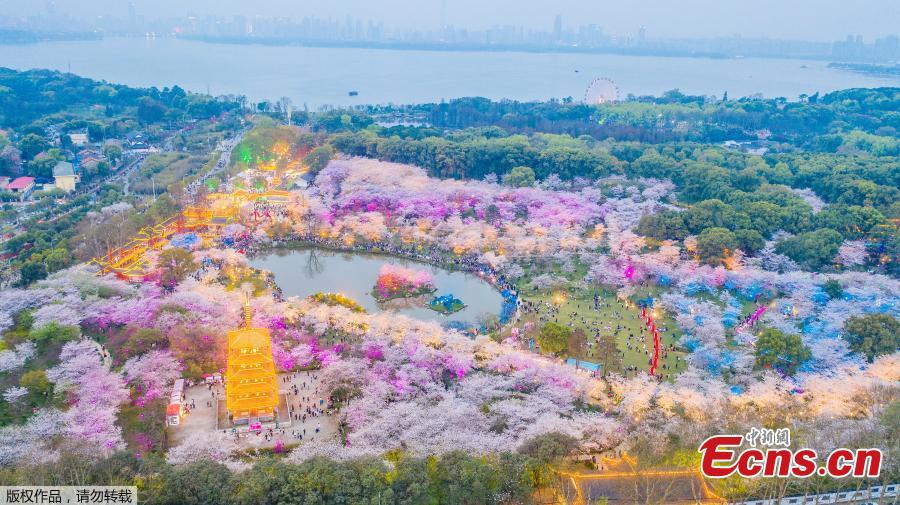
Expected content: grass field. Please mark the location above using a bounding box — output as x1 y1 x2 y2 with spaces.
508 286 688 380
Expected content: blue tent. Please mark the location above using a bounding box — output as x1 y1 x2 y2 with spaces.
566 358 601 372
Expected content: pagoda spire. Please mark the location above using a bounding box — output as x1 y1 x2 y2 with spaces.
243 292 252 328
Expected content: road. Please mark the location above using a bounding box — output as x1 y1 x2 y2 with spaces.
0 153 149 240
77 151 149 198
185 130 246 199
0 129 245 251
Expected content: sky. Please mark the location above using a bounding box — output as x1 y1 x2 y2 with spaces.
3 0 898 42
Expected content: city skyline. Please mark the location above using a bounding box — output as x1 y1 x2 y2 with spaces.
2 2 898 63
1 0 899 42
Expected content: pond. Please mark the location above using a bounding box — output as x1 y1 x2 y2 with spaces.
249 247 504 326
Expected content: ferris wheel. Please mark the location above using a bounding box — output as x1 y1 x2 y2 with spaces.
584 77 620 105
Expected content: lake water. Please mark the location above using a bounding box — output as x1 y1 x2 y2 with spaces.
249 247 503 325
1 37 897 107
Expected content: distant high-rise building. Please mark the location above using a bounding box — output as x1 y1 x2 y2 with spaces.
553 14 562 41
638 25 647 43
127 1 136 28
233 15 247 36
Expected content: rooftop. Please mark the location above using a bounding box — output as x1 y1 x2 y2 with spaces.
7 177 35 190
53 161 75 177
227 326 273 350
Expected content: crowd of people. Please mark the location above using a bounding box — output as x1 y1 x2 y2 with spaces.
516 291 686 378
176 370 337 446
282 371 332 441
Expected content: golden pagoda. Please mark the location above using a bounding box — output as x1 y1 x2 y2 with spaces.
225 297 279 422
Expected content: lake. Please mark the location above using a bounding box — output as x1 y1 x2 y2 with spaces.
1 37 897 107
249 247 504 325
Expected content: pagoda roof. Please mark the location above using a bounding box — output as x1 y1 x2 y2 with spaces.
227 326 272 349
227 364 275 377
229 382 277 395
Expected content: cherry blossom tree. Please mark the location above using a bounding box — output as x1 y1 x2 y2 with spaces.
0 341 36 373
47 340 128 454
166 431 241 466
3 151 897 468
122 350 183 403
0 409 64 465
836 240 868 267
3 386 28 404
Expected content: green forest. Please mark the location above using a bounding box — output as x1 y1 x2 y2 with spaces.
315 89 898 275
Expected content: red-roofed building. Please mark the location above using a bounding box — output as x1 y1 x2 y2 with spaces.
7 177 35 199
166 403 184 426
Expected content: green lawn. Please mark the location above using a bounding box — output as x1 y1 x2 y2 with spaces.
508 287 688 380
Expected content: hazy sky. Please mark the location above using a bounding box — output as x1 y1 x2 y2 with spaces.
4 0 898 41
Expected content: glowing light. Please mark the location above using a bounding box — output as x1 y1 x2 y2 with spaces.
225 300 279 421
552 292 568 306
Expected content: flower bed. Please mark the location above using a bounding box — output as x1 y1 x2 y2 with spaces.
309 292 366 313
372 264 436 302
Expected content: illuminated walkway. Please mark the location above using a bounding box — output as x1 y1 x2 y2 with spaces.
90 188 290 282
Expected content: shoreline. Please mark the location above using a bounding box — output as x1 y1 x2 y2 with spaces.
245 237 518 328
